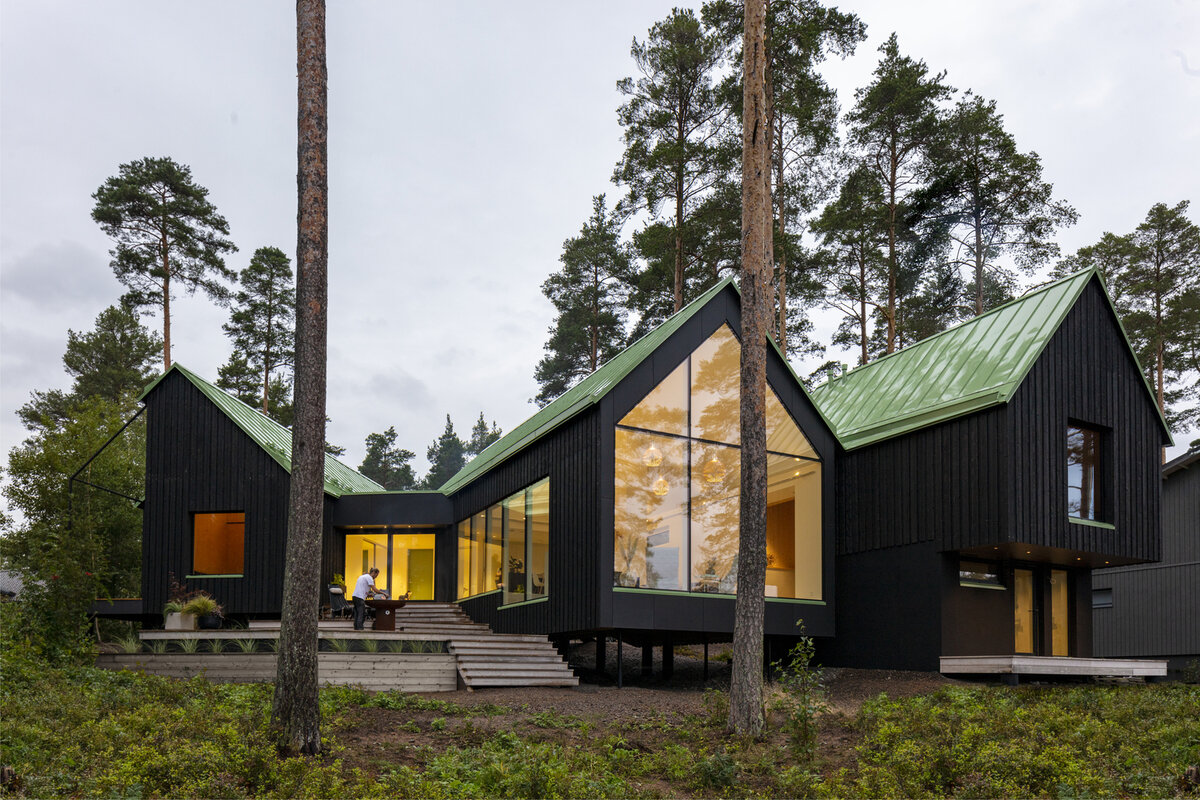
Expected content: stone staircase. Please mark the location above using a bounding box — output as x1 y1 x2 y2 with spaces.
393 603 578 689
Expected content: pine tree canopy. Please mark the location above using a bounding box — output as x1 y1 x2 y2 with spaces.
222 246 296 416
359 426 416 491
91 156 237 369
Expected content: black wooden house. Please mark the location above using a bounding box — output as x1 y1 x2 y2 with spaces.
135 268 1170 671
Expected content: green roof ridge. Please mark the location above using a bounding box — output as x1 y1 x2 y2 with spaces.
139 364 384 497
437 277 737 494
811 267 1171 449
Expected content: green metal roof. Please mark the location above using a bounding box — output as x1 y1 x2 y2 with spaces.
438 277 739 494
810 268 1172 450
139 364 384 497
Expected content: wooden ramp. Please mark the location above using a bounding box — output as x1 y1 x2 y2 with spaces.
940 655 1167 681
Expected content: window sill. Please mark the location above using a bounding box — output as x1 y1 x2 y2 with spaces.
498 595 548 610
959 581 1006 591
185 574 243 579
613 587 825 605
1068 517 1115 530
456 589 501 603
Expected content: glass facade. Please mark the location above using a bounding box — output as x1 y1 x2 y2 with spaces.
344 530 436 600
614 324 823 600
456 477 549 605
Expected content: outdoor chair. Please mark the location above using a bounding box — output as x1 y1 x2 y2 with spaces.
328 586 352 619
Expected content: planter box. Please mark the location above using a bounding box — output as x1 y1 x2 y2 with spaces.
163 612 195 631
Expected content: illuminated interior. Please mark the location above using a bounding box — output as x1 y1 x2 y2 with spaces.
192 512 245 575
343 530 437 600
614 324 822 599
455 478 549 605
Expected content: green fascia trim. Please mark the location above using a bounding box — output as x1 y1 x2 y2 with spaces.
810 269 1172 450
438 277 738 494
497 595 550 610
960 581 1007 591
1069 517 1116 530
768 336 838 435
340 490 445 497
140 364 383 497
455 589 501 603
184 574 243 579
613 587 825 605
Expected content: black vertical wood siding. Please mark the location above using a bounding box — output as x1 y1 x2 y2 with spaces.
1008 279 1164 562
450 408 601 635
142 372 292 616
1094 460 1200 658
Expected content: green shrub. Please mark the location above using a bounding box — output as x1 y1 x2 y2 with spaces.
770 624 826 763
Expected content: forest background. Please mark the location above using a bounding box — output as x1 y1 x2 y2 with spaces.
2 0 1197 509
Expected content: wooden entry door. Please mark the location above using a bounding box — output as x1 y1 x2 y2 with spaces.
1013 567 1071 656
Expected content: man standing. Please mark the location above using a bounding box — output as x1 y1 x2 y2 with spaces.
351 567 379 630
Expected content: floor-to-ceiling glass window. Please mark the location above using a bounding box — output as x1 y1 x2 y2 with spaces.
454 478 550 605
614 324 823 600
344 529 436 601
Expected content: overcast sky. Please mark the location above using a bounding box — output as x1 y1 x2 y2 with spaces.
2 0 1197 511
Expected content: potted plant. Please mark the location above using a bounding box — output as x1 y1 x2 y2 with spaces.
162 599 195 631
181 594 223 630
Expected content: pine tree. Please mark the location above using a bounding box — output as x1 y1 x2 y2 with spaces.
813 164 889 365
420 416 467 490
615 9 729 316
18 305 160 434
359 427 416 490
222 246 296 416
847 33 952 353
466 413 502 457
534 196 631 406
919 93 1076 314
273 0 327 755
91 156 237 369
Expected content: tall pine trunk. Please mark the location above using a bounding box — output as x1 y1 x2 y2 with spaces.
272 0 327 755
729 0 770 737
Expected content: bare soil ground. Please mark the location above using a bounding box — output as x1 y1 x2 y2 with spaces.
336 640 961 782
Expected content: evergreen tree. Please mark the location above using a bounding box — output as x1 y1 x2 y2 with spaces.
420 416 467 490
615 9 730 316
466 413 502 457
704 0 865 355
847 33 952 353
358 427 416 490
222 246 296 416
534 196 632 406
1053 232 1140 309
919 93 1077 314
91 156 237 369
1124 202 1200 426
813 164 889 365
18 305 160 434
273 0 327 754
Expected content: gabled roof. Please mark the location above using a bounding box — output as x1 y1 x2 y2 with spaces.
139 364 383 497
810 268 1172 450
437 277 738 494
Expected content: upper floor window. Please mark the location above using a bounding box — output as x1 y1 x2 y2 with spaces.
1067 425 1101 520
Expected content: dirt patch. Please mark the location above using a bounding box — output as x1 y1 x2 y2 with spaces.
335 663 959 779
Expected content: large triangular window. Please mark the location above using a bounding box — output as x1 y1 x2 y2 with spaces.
614 324 822 599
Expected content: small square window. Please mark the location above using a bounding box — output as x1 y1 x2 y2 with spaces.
1067 425 1102 520
193 512 245 575
1092 588 1113 609
959 560 1001 588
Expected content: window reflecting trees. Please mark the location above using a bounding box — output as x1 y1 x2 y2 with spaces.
614 324 822 599
456 478 549 605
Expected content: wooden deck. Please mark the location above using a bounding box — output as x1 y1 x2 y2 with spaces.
940 655 1168 679
96 652 456 691
120 603 577 690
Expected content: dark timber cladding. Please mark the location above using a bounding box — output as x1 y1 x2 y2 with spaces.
453 407 601 635
1093 452 1200 662
142 371 291 616
1008 279 1165 564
